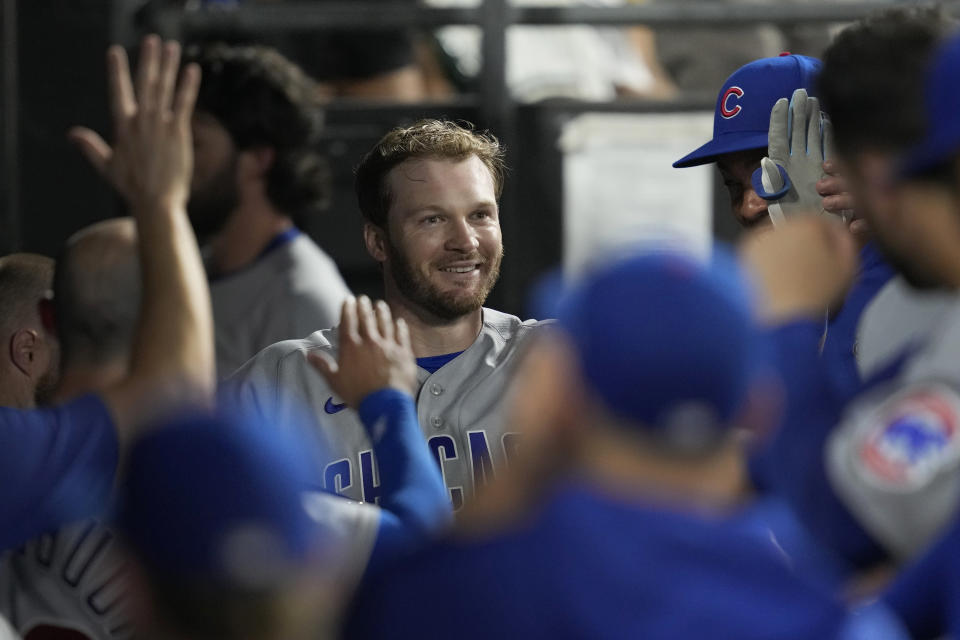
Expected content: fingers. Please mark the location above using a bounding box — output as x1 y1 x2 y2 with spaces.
760 157 785 194
67 127 112 176
822 194 855 214
135 35 161 117
173 63 201 128
107 45 136 132
356 296 379 342
767 97 789 161
306 351 338 382
807 97 822 162
156 41 182 115
395 317 412 353
789 88 809 157
821 117 835 164
375 300 394 343
340 296 359 344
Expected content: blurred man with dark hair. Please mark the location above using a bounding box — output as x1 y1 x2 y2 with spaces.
71 43 351 376
0 253 58 408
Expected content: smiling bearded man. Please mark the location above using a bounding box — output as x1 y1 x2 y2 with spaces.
226 120 544 511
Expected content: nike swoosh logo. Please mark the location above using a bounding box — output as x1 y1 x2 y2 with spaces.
324 397 347 414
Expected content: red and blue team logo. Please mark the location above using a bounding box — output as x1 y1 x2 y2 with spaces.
858 389 960 490
720 86 745 119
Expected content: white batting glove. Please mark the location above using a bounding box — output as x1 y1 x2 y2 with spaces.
752 88 841 226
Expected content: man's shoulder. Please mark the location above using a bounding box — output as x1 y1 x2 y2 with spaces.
480 308 550 344
230 328 340 380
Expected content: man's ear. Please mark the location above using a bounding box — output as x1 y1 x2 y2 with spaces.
10 329 40 377
363 222 388 263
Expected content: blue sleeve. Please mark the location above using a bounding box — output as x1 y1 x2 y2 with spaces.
356 389 452 574
881 512 960 639
749 320 884 568
0 394 118 551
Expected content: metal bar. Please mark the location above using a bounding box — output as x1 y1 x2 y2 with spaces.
479 0 509 135
1 0 18 253
155 4 481 36
154 0 960 33
510 2 960 26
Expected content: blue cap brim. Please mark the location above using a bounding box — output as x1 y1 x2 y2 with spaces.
900 122 960 177
673 132 769 168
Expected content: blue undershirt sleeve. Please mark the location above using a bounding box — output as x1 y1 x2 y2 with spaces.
749 319 883 568
0 394 118 551
356 388 452 575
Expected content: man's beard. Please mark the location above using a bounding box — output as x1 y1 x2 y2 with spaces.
33 359 59 407
386 235 503 323
872 233 945 290
187 153 239 244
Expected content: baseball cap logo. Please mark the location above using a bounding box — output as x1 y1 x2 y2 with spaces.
720 86 745 119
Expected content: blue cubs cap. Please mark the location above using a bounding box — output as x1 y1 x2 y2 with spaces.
555 247 764 442
117 412 325 586
901 33 960 176
673 54 822 168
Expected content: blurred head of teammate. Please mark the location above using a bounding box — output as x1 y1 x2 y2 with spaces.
508 247 773 506
820 7 956 288
50 218 140 402
116 413 344 640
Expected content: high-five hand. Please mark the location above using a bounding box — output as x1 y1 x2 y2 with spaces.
308 297 418 408
69 35 199 212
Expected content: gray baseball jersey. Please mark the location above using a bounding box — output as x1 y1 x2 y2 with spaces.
226 308 544 509
827 294 960 559
0 520 130 640
211 232 351 377
855 275 956 380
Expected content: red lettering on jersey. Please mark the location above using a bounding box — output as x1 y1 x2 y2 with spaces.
721 86 745 119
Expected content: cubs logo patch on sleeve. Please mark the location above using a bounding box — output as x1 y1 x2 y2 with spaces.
855 384 960 492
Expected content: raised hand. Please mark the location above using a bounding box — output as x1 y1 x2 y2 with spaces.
753 88 840 226
308 296 418 408
69 35 200 212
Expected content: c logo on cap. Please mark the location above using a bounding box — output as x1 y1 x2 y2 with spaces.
720 86 744 119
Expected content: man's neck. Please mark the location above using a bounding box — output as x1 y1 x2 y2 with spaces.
0 373 35 409
207 200 294 275
51 359 128 404
573 429 748 511
386 296 484 358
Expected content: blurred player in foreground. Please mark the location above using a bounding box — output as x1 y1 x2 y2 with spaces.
860 28 960 640
345 243 907 640
227 120 544 509
117 295 450 640
0 35 215 551
745 7 960 577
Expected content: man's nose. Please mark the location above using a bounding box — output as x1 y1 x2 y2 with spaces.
739 187 770 225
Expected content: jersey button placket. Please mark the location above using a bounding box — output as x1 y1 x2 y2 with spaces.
431 415 444 430
430 383 444 396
